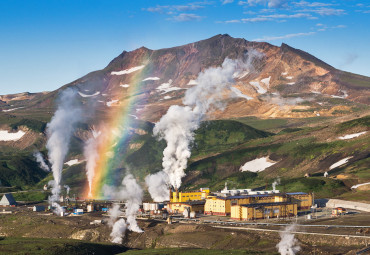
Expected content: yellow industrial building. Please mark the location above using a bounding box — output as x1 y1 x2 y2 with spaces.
231 202 298 220
170 188 210 203
167 200 205 214
204 192 312 216
287 192 313 211
167 188 209 213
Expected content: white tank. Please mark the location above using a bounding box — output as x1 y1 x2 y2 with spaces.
150 203 159 211
190 211 196 218
143 203 150 211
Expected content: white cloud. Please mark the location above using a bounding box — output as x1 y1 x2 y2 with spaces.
261 13 313 18
294 1 333 8
241 17 272 22
170 13 203 21
238 0 288 8
144 2 208 13
224 12 314 24
253 31 315 41
222 0 234 4
299 7 346 16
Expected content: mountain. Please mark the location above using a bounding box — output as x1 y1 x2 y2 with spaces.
0 34 369 201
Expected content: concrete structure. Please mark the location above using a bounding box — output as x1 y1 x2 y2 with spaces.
326 199 370 212
0 193 16 206
231 202 297 220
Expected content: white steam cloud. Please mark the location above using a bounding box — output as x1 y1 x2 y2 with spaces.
64 185 70 195
33 151 50 171
105 174 144 243
272 177 280 191
146 51 262 201
46 88 82 214
277 224 301 255
83 129 101 197
145 171 170 202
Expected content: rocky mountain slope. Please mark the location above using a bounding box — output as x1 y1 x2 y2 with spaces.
0 34 369 200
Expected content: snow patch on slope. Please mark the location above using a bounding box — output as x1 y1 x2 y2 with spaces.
338 131 367 140
329 157 353 170
2 107 24 112
78 91 100 97
261 76 271 88
231 87 253 100
187 80 197 85
156 80 182 94
64 159 81 166
111 65 145 75
240 157 277 172
331 90 348 99
0 130 26 141
143 77 160 81
249 81 267 94
351 182 370 189
107 100 119 107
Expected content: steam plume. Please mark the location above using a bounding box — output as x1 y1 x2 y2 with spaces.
83 129 101 197
111 218 127 244
145 171 170 202
64 185 70 195
105 174 143 243
277 224 301 255
146 52 262 201
33 151 50 171
272 177 280 191
46 88 82 213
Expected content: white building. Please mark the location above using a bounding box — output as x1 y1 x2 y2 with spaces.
0 193 17 206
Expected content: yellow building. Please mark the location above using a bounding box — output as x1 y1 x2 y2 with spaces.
286 192 312 211
170 188 210 203
231 202 298 220
167 200 205 214
205 194 287 216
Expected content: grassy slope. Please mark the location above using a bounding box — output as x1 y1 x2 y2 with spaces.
0 115 368 202
0 237 127 255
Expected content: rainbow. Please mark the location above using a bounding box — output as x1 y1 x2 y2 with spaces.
85 56 153 199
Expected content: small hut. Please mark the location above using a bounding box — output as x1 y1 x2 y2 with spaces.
0 193 17 206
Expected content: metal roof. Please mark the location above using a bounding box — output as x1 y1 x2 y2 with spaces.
239 202 295 208
0 193 16 205
216 194 284 200
286 192 308 195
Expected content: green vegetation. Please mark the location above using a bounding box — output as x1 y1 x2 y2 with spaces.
0 155 47 188
276 177 349 198
0 237 127 255
234 117 288 131
10 118 46 133
336 115 370 132
192 120 272 158
12 191 48 202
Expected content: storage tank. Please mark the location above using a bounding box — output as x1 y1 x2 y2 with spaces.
150 203 159 211
143 203 150 211
87 204 94 212
190 211 196 218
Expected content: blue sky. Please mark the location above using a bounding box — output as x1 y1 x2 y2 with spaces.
0 0 369 95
